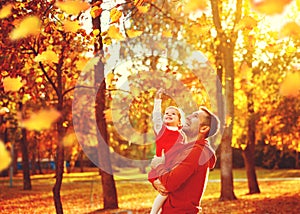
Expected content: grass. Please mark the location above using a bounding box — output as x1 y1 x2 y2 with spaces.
0 168 299 214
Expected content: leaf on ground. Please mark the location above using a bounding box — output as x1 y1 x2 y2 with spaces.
21 108 61 131
3 76 25 92
10 16 41 40
280 72 300 97
126 29 143 38
0 141 11 172
0 4 13 19
63 20 81 33
250 0 293 15
279 22 300 39
34 49 59 64
55 0 90 15
184 0 208 13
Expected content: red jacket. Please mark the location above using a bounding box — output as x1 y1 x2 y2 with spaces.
149 139 216 213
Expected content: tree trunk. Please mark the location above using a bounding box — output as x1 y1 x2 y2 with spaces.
242 91 260 194
220 43 237 201
92 0 118 208
19 102 32 190
21 128 32 190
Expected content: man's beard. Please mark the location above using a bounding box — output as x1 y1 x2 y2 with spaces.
182 126 199 140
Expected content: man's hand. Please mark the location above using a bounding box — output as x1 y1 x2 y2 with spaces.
153 179 168 196
150 150 165 169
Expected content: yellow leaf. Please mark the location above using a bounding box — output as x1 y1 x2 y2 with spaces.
104 109 112 122
110 8 122 24
55 0 90 15
126 29 143 38
75 57 89 71
137 4 150 13
0 4 13 19
162 30 172 38
0 141 11 172
63 133 78 147
280 22 300 39
134 0 143 7
10 16 41 40
34 49 59 64
91 6 102 19
92 29 100 36
63 20 81 33
184 0 208 13
235 16 258 31
280 72 300 97
106 25 125 41
21 108 61 131
297 0 300 10
250 0 292 15
225 115 232 127
3 77 25 92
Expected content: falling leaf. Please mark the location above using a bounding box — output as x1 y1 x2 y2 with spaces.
250 0 292 15
63 133 78 147
10 16 41 40
184 0 208 13
90 6 102 18
280 72 300 97
126 29 143 38
235 16 258 31
21 108 61 131
0 141 11 172
63 20 81 33
3 76 25 92
110 8 122 24
0 4 13 19
279 22 300 39
137 4 150 13
55 0 90 15
106 25 125 41
34 49 59 64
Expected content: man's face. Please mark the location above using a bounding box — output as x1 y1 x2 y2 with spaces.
182 110 208 138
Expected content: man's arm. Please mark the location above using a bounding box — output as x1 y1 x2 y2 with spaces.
157 146 203 192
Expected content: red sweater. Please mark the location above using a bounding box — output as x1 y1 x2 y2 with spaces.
155 125 184 157
149 139 216 213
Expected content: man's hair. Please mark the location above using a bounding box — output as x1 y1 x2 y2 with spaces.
199 106 220 138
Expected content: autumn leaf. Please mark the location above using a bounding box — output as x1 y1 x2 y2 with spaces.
162 30 172 38
10 16 41 40
75 57 89 71
0 4 13 19
34 49 59 64
126 29 143 38
3 76 25 92
280 72 300 97
235 16 258 31
55 0 90 15
297 0 300 10
63 20 81 33
104 109 112 122
110 8 122 24
250 0 292 15
105 25 125 41
90 6 102 19
279 22 300 39
0 141 11 172
184 0 208 13
137 4 150 13
21 108 61 131
63 133 78 147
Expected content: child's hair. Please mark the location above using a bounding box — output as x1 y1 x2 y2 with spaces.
165 106 183 127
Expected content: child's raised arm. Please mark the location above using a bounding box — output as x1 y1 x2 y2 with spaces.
152 89 164 134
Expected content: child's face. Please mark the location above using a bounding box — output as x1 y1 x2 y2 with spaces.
163 108 180 127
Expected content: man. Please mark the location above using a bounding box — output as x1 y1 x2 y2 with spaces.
148 106 220 213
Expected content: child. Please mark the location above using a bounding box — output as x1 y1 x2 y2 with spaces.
149 88 186 214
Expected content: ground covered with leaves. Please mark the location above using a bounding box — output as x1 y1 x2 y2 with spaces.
0 168 299 214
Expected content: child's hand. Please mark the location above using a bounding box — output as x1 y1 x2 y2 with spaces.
155 88 164 99
150 150 165 169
